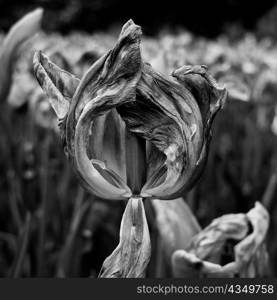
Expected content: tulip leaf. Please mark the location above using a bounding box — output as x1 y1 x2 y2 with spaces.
152 197 201 262
0 8 43 102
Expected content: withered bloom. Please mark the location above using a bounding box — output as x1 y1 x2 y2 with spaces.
33 20 226 201
172 202 270 278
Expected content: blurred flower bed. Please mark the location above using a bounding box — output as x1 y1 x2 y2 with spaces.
1 27 277 277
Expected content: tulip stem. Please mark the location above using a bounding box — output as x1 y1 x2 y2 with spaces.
125 130 146 195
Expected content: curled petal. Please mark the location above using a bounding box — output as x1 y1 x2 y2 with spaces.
172 64 227 139
235 202 269 277
99 197 151 278
186 213 250 263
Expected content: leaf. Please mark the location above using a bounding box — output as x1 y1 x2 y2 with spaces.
151 198 201 258
9 213 32 278
7 72 37 108
56 189 90 277
99 197 151 278
0 8 43 102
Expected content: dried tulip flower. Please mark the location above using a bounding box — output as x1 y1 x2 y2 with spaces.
33 20 226 277
33 20 226 201
172 202 270 278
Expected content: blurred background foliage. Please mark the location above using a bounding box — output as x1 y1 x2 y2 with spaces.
0 0 277 37
1 0 277 277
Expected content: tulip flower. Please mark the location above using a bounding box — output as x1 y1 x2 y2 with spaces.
33 20 226 201
33 20 226 277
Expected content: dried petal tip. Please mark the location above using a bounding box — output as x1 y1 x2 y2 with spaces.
172 65 207 77
33 50 80 119
172 64 225 91
172 64 227 139
120 19 142 40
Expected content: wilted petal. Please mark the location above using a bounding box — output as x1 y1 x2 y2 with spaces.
33 52 131 198
235 202 270 277
172 250 233 278
172 64 227 138
99 197 151 278
33 51 80 119
64 20 142 200
120 62 224 199
88 109 127 182
171 202 269 278
33 20 143 200
67 19 142 124
186 213 249 264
